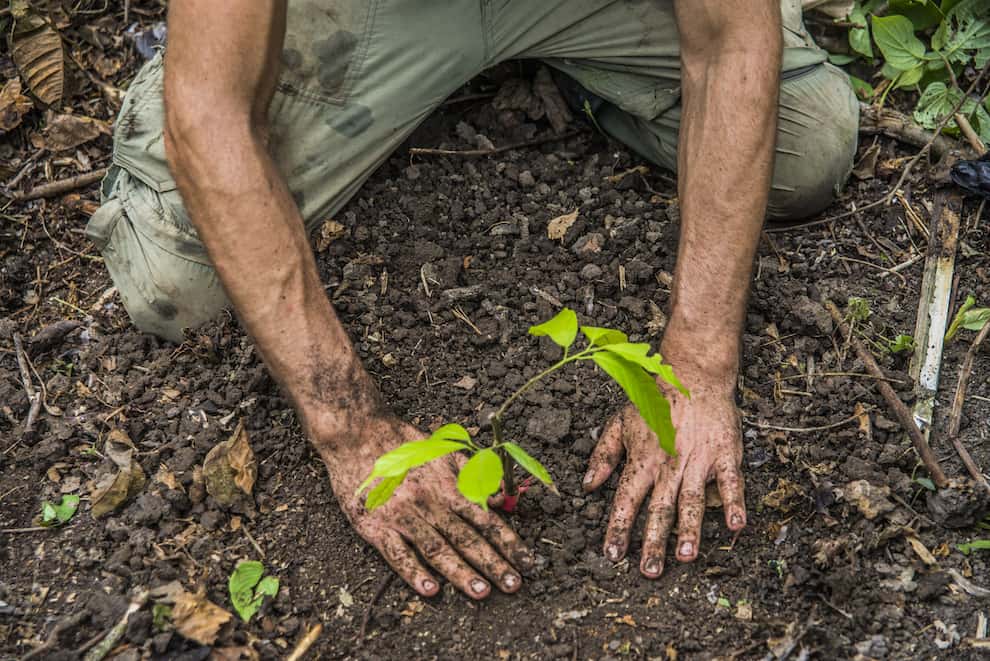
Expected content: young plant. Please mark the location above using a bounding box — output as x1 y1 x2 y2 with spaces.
357 308 687 512
945 294 990 341
228 560 279 622
833 0 990 139
37 495 79 527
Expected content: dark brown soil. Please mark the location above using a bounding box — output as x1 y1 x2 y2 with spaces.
3 4 990 661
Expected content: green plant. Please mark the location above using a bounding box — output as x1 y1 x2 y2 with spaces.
887 333 916 353
37 494 79 526
946 294 990 340
357 308 686 511
228 560 279 622
836 0 990 139
956 539 990 554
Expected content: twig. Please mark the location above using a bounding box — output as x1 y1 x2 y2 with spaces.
243 526 266 559
12 333 41 437
410 129 584 158
944 321 990 494
835 256 908 286
287 623 323 661
859 105 965 161
0 526 50 534
12 168 107 202
359 573 394 643
955 113 987 155
81 590 148 661
20 611 88 660
821 298 949 488
744 407 875 433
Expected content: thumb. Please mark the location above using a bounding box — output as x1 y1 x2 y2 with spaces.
583 413 624 492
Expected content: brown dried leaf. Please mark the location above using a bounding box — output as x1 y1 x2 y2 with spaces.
172 587 232 646
154 463 183 492
0 78 34 133
90 429 147 517
33 111 109 152
203 420 257 508
8 3 64 107
315 220 347 252
547 209 578 241
840 480 895 520
761 478 804 513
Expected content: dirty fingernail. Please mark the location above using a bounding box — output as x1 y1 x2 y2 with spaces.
606 544 620 561
583 470 594 486
422 579 437 592
471 579 488 594
643 558 661 575
502 572 519 589
730 513 743 527
679 541 693 557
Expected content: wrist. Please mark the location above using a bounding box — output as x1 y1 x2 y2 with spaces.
660 325 739 396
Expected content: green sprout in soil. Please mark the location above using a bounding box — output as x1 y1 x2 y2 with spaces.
357 308 687 512
887 333 915 354
228 560 279 622
37 494 79 527
945 294 990 341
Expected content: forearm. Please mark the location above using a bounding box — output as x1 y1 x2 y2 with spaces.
665 4 782 381
166 125 374 436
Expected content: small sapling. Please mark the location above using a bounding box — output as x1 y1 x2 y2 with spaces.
357 308 686 511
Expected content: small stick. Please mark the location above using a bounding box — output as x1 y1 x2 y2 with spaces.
81 590 148 661
359 573 394 643
21 612 88 661
287 623 323 661
12 333 41 436
955 113 987 155
944 321 990 494
13 168 107 202
822 299 949 488
745 407 875 434
0 526 50 534
243 526 266 558
410 129 584 158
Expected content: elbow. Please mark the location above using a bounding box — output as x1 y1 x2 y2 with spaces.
163 90 262 181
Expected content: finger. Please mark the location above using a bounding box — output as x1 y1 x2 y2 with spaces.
675 467 707 562
602 459 653 562
640 463 681 578
404 517 491 600
584 414 624 492
453 499 534 574
434 511 521 593
374 530 439 597
715 456 747 532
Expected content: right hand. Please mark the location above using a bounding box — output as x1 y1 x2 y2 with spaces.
310 410 534 599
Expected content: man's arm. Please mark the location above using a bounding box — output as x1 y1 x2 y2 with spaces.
584 0 781 577
164 0 529 599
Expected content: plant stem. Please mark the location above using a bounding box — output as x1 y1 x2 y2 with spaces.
491 416 516 497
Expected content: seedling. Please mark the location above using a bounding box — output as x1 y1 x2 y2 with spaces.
37 494 79 527
357 308 686 511
887 333 915 353
956 539 990 555
945 295 990 341
228 560 279 622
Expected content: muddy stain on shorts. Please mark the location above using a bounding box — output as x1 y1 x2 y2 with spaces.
328 103 372 137
314 31 358 95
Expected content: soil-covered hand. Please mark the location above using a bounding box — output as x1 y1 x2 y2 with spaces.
583 374 745 578
313 414 534 599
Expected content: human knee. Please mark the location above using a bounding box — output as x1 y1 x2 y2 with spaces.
768 64 859 220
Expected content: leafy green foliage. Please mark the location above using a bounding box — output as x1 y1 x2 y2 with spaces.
887 333 916 353
228 560 279 622
956 539 990 554
591 350 676 455
529 308 578 350
457 448 504 510
39 494 79 526
946 295 990 340
503 442 554 490
846 296 872 321
835 1 990 141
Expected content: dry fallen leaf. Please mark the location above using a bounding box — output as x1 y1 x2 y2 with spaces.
315 220 347 252
33 111 109 152
453 375 477 391
172 587 233 646
840 480 895 520
0 78 34 133
400 600 424 618
154 463 183 492
761 478 804 513
906 535 937 566
547 209 578 241
90 429 147 517
8 0 64 106
203 420 257 509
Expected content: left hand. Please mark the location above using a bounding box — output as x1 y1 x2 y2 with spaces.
582 367 746 578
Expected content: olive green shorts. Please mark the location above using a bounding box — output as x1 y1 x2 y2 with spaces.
87 0 859 341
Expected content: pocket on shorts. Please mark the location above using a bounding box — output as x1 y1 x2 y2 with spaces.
85 193 124 251
276 0 381 106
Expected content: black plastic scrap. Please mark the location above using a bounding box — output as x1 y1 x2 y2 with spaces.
950 153 990 198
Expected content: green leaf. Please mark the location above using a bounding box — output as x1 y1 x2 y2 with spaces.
591 351 676 455
946 294 977 341
915 477 936 491
849 75 876 100
228 560 278 622
152 603 172 632
596 343 690 397
893 63 925 89
365 471 407 510
888 334 915 353
957 539 990 555
889 0 944 31
430 423 472 444
40 494 79 526
357 438 468 494
872 15 927 70
529 308 578 350
846 296 872 321
959 307 990 332
580 326 628 347
827 53 858 66
849 5 874 59
503 442 554 490
457 448 503 511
